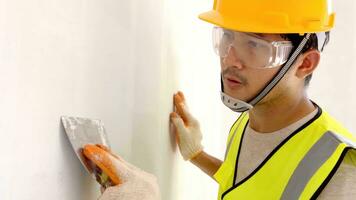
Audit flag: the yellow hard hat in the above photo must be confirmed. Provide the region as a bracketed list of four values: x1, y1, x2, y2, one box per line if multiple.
[199, 0, 335, 34]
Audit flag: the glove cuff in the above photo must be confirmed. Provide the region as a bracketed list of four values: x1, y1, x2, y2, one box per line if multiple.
[182, 143, 204, 161]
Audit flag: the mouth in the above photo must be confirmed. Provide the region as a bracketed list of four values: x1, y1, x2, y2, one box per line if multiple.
[224, 76, 242, 89]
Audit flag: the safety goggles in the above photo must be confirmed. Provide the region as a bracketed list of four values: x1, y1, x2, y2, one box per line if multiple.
[213, 27, 294, 68]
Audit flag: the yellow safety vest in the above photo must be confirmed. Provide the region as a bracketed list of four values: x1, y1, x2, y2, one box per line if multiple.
[214, 106, 356, 200]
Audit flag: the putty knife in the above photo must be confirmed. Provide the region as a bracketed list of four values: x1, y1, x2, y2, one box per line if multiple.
[61, 116, 112, 187]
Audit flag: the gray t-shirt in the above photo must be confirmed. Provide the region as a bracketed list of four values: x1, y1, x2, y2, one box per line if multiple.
[235, 109, 356, 199]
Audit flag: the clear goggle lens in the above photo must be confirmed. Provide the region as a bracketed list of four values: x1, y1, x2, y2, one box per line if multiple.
[213, 27, 294, 68]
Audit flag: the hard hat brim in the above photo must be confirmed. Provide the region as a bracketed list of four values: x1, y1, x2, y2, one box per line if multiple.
[199, 10, 334, 34]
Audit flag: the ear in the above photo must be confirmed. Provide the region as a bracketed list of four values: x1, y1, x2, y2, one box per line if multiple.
[295, 49, 320, 79]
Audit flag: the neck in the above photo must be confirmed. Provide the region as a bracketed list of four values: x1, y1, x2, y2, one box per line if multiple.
[248, 91, 316, 133]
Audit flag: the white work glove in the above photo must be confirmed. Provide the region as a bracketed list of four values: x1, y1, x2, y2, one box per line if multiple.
[90, 146, 161, 200]
[170, 91, 204, 161]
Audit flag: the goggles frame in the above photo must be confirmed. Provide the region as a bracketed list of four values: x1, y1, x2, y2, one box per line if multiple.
[213, 27, 294, 69]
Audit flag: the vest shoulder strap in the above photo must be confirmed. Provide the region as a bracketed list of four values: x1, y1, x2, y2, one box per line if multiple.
[282, 131, 356, 200]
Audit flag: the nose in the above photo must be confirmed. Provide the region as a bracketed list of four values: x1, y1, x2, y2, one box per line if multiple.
[222, 45, 244, 69]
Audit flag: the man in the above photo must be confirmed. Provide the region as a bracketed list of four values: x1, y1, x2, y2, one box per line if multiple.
[91, 0, 356, 199]
[170, 0, 356, 199]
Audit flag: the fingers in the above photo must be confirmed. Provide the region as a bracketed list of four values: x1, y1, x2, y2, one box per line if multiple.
[174, 92, 188, 125]
[181, 105, 198, 126]
[170, 112, 186, 132]
[170, 112, 179, 119]
[177, 91, 186, 102]
[173, 91, 198, 127]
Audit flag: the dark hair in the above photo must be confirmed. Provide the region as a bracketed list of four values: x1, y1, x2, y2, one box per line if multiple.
[281, 32, 329, 86]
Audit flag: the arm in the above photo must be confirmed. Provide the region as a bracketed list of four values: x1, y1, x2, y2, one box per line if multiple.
[190, 151, 222, 181]
[317, 152, 356, 199]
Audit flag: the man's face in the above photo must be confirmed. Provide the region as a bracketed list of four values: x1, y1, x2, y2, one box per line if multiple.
[220, 33, 292, 103]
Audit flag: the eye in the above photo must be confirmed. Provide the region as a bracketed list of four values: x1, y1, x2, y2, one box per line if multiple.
[222, 31, 233, 40]
[247, 40, 258, 48]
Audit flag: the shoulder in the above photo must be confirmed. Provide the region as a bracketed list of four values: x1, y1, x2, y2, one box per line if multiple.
[315, 108, 356, 141]
[226, 112, 248, 143]
[317, 150, 356, 199]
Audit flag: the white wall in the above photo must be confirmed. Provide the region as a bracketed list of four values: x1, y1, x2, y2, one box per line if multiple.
[309, 0, 356, 133]
[0, 0, 355, 200]
[0, 0, 159, 199]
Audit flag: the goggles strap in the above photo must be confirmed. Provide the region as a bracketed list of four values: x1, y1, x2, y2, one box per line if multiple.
[316, 32, 329, 52]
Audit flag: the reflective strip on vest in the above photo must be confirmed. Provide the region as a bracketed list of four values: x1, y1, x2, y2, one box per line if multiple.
[281, 131, 356, 199]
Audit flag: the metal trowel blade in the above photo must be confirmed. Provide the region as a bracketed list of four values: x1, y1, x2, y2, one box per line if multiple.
[61, 116, 111, 175]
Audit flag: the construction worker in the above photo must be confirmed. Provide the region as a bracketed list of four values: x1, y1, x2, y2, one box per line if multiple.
[170, 0, 356, 199]
[92, 0, 356, 199]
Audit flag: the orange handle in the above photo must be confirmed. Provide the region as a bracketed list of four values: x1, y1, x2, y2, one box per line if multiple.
[83, 144, 121, 186]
